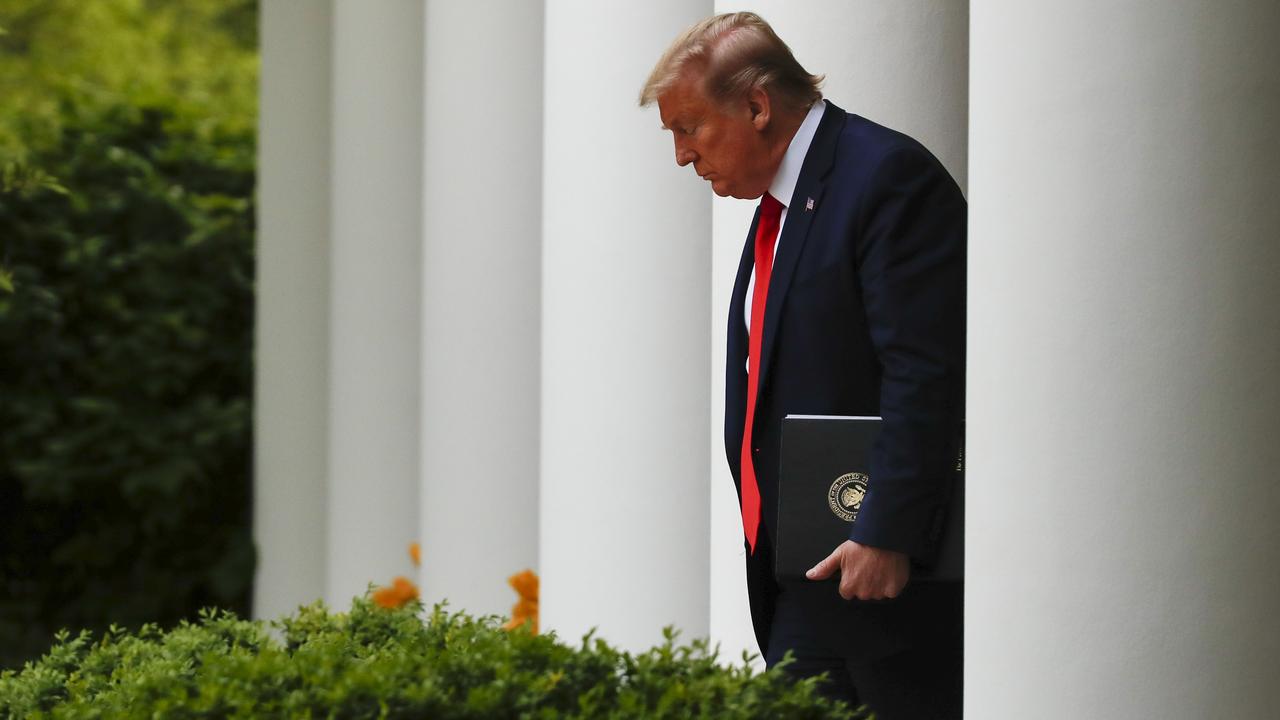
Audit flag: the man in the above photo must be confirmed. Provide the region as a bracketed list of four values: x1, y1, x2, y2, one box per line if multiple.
[640, 13, 966, 719]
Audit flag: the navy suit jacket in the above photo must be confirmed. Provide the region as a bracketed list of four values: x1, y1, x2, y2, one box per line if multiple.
[725, 100, 966, 655]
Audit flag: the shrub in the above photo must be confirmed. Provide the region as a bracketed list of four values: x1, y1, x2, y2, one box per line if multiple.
[0, 599, 862, 719]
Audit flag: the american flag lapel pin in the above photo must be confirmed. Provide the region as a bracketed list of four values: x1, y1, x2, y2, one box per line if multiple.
[805, 197, 815, 212]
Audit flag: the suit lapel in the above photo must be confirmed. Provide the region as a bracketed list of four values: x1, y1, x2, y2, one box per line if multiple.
[757, 102, 845, 401]
[728, 205, 759, 359]
[725, 205, 759, 464]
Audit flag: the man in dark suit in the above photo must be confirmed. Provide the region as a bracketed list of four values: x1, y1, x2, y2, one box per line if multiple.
[640, 12, 966, 720]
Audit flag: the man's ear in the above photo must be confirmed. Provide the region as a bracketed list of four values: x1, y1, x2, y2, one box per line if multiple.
[748, 85, 772, 131]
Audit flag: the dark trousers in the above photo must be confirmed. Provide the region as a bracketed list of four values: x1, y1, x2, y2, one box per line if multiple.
[764, 579, 963, 720]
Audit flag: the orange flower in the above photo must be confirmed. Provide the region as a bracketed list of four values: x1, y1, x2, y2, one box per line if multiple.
[408, 542, 421, 567]
[372, 575, 420, 609]
[502, 569, 539, 634]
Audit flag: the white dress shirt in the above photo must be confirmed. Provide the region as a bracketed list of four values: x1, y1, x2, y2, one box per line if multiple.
[745, 99, 826, 336]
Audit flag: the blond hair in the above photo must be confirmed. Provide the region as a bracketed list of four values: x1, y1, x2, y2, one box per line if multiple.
[638, 12, 823, 112]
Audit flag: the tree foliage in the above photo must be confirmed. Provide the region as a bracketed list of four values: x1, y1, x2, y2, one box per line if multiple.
[0, 0, 257, 159]
[0, 0, 258, 668]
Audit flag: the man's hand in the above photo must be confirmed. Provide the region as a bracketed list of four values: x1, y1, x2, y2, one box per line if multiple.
[806, 540, 910, 600]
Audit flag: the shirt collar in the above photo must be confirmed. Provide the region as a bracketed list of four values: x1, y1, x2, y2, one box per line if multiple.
[767, 100, 826, 209]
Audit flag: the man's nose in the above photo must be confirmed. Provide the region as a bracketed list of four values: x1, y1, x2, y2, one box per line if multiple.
[675, 144, 696, 167]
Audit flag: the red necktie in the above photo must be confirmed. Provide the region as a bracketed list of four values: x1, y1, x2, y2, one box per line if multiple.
[741, 192, 784, 553]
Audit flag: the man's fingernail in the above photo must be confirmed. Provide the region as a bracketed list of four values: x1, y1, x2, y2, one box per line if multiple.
[805, 568, 815, 577]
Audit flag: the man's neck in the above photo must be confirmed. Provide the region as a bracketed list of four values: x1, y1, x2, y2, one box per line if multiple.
[764, 107, 813, 185]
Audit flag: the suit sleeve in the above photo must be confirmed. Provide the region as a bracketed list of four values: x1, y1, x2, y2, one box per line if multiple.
[846, 144, 966, 559]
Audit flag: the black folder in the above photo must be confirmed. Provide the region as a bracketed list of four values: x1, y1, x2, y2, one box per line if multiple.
[774, 415, 964, 583]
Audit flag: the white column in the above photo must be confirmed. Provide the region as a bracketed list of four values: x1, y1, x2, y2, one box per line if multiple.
[419, 0, 544, 618]
[541, 0, 714, 651]
[709, 0, 970, 663]
[326, 1, 425, 606]
[969, 2, 1280, 717]
[254, 0, 333, 620]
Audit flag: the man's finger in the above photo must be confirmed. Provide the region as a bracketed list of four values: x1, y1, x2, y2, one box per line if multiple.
[839, 573, 858, 600]
[806, 547, 841, 580]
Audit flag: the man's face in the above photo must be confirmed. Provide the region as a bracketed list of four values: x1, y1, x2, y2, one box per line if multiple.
[656, 73, 773, 200]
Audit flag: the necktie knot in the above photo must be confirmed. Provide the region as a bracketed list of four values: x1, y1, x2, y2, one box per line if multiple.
[760, 192, 784, 222]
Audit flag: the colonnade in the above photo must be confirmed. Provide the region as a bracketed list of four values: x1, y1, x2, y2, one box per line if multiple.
[257, 2, 1279, 715]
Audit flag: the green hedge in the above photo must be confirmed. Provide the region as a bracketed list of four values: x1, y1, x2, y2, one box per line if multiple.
[0, 0, 257, 668]
[0, 600, 863, 719]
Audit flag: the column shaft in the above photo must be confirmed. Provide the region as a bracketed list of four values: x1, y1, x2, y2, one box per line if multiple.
[254, 0, 333, 620]
[419, 0, 544, 618]
[326, 1, 425, 605]
[969, 1, 1280, 716]
[540, 0, 714, 651]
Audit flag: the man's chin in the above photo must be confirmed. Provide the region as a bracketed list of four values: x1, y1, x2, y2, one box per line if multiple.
[710, 181, 753, 200]
[711, 180, 757, 199]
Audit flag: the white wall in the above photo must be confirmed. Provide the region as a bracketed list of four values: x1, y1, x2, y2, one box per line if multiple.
[968, 1, 1280, 717]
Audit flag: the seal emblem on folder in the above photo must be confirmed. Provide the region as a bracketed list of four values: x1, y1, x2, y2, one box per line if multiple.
[827, 472, 868, 522]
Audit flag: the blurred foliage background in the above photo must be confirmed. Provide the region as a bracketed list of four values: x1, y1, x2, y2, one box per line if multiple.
[0, 0, 258, 668]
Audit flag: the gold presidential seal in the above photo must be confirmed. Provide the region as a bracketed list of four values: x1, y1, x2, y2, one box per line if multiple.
[827, 472, 868, 522]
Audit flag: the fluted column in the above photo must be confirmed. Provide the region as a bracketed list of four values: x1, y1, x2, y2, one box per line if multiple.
[708, 0, 970, 662]
[540, 0, 714, 651]
[418, 0, 544, 618]
[968, 1, 1280, 717]
[325, 0, 424, 606]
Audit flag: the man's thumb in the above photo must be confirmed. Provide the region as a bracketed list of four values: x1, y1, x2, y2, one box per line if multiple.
[806, 549, 840, 580]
